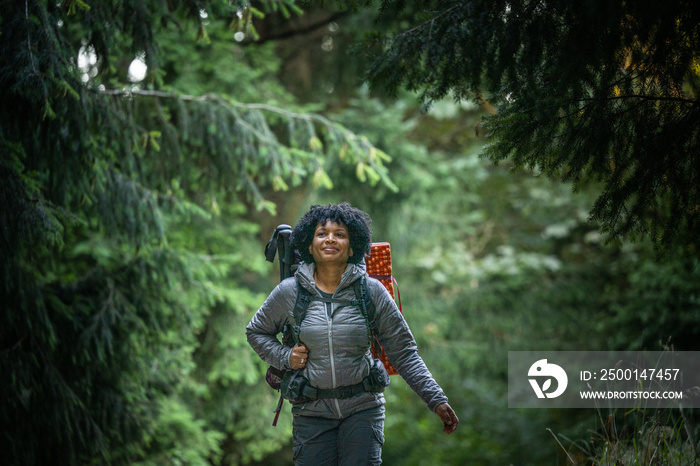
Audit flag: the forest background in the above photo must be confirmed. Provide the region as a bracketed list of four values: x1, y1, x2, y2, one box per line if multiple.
[2, 1, 700, 465]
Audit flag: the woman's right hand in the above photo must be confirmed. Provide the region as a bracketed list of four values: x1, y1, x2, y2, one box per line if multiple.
[290, 343, 309, 370]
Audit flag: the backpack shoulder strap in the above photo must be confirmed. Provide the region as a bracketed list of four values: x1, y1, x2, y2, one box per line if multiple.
[293, 282, 312, 324]
[354, 274, 377, 339]
[291, 283, 312, 345]
[362, 275, 376, 326]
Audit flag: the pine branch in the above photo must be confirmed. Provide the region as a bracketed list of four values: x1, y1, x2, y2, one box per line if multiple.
[576, 94, 696, 105]
[96, 87, 397, 195]
[393, 2, 464, 40]
[97, 88, 350, 127]
[24, 0, 37, 73]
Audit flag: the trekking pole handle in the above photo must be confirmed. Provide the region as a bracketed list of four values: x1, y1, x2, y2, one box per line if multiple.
[276, 225, 293, 281]
[276, 224, 292, 236]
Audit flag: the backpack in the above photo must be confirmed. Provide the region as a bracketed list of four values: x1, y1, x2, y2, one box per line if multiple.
[263, 225, 401, 425]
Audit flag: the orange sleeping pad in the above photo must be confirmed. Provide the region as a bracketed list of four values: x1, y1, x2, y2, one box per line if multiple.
[365, 242, 401, 376]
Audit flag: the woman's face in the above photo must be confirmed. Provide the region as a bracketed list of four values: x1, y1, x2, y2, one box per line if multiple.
[309, 220, 353, 266]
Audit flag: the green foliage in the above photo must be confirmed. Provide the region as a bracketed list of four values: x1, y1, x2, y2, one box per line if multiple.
[0, 1, 394, 464]
[355, 0, 700, 251]
[308, 91, 700, 464]
[603, 252, 700, 351]
[560, 408, 700, 465]
[4, 0, 700, 464]
[133, 397, 225, 466]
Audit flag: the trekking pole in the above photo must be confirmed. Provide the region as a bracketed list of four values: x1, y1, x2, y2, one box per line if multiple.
[264, 224, 294, 426]
[276, 225, 293, 281]
[264, 224, 293, 282]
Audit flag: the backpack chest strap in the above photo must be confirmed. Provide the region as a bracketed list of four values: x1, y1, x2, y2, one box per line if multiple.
[309, 296, 358, 307]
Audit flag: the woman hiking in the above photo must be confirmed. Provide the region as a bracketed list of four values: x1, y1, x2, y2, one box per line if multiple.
[246, 203, 458, 465]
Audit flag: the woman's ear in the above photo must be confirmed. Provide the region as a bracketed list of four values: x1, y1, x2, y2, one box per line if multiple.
[349, 248, 354, 257]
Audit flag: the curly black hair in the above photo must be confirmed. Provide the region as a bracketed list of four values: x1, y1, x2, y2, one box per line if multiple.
[291, 203, 372, 264]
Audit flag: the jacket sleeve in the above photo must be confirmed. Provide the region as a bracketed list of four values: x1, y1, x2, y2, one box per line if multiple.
[369, 280, 449, 412]
[246, 279, 295, 371]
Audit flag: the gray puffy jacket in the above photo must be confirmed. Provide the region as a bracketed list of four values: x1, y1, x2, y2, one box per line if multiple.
[246, 261, 448, 419]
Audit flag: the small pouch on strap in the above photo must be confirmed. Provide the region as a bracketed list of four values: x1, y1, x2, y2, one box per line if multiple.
[368, 358, 391, 390]
[281, 370, 311, 403]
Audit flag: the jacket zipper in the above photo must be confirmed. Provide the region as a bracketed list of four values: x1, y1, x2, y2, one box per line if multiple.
[326, 301, 343, 418]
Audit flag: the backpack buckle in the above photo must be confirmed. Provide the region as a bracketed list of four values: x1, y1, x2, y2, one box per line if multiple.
[338, 386, 354, 399]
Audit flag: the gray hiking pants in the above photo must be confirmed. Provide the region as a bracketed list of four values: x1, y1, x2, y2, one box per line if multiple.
[292, 405, 386, 465]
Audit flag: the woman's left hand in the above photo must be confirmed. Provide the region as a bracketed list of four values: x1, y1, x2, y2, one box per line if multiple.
[435, 403, 459, 434]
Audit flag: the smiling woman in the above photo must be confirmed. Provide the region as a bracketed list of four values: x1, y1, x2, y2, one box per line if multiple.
[246, 203, 458, 465]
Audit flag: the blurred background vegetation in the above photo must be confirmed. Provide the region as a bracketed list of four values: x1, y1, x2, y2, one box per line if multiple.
[2, 1, 699, 464]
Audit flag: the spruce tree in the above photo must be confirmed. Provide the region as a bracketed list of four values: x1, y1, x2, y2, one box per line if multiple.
[352, 0, 700, 251]
[0, 1, 393, 463]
